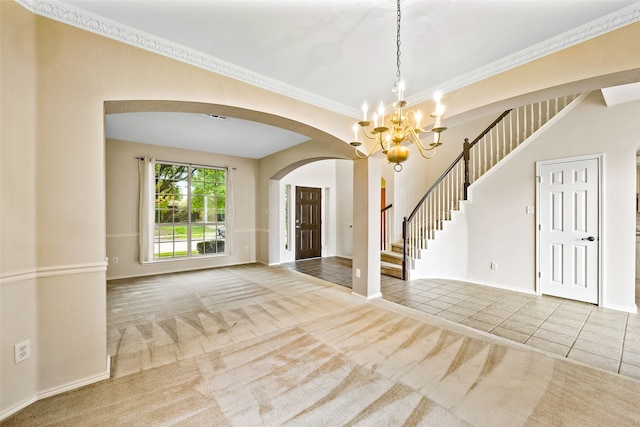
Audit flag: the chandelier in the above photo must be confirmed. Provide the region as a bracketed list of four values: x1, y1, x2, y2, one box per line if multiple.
[350, 0, 446, 172]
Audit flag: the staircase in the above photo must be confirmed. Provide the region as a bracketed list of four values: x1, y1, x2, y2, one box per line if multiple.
[380, 93, 582, 280]
[380, 242, 405, 279]
[379, 203, 403, 278]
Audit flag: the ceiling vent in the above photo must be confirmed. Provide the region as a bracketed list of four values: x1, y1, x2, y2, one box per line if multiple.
[202, 114, 228, 120]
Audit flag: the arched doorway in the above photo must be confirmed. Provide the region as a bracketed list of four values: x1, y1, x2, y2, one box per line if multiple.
[636, 151, 640, 305]
[274, 159, 353, 265]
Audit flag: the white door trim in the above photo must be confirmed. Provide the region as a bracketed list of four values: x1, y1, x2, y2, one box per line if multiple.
[535, 153, 603, 305]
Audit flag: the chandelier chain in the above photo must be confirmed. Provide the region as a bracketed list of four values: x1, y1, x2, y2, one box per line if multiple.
[396, 0, 401, 81]
[349, 0, 446, 172]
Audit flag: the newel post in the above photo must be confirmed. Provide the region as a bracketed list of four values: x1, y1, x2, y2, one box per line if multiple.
[463, 138, 471, 200]
[402, 216, 408, 281]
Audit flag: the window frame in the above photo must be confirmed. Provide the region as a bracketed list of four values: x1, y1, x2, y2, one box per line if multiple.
[152, 161, 227, 260]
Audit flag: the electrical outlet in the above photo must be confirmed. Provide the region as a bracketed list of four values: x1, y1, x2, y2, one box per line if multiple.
[490, 262, 498, 270]
[113, 257, 119, 264]
[15, 340, 31, 364]
[356, 268, 361, 278]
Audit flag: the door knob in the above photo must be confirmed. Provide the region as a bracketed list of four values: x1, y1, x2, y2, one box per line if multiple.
[581, 236, 595, 241]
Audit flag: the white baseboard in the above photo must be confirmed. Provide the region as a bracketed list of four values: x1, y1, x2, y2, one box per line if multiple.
[38, 355, 111, 400]
[602, 302, 638, 314]
[351, 291, 382, 300]
[0, 396, 38, 422]
[0, 355, 110, 422]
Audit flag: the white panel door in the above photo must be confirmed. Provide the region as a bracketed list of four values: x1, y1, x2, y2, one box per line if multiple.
[539, 157, 599, 303]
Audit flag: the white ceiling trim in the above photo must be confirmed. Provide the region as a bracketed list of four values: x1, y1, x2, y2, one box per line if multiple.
[406, 2, 640, 106]
[18, 0, 640, 118]
[16, 0, 356, 117]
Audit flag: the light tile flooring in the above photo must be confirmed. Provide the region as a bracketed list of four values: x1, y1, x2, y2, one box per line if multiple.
[281, 257, 640, 381]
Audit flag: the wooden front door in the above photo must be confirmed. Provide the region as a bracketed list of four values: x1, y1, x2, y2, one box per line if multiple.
[295, 186, 322, 260]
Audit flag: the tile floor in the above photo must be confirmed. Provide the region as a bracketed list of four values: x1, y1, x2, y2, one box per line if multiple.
[281, 257, 640, 381]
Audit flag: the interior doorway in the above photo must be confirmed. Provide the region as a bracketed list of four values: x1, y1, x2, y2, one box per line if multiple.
[537, 155, 601, 304]
[295, 186, 322, 260]
[635, 153, 640, 304]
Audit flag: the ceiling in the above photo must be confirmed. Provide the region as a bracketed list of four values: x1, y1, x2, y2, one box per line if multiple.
[42, 0, 640, 158]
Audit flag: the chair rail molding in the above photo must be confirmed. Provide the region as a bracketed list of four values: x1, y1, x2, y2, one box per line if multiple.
[0, 262, 108, 286]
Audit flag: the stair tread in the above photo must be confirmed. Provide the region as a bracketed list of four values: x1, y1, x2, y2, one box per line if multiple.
[381, 261, 403, 279]
[381, 261, 401, 269]
[381, 250, 403, 258]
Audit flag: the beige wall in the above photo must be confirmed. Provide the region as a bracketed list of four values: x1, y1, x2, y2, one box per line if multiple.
[336, 160, 355, 257]
[461, 92, 640, 311]
[258, 140, 351, 264]
[0, 2, 354, 418]
[3, 0, 640, 419]
[414, 92, 640, 312]
[106, 139, 260, 279]
[1, 2, 40, 415]
[277, 160, 339, 264]
[412, 21, 640, 127]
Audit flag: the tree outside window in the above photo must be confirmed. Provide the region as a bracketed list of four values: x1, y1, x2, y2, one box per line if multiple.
[154, 162, 226, 259]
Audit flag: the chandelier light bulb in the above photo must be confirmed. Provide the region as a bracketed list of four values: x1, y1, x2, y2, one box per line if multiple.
[397, 79, 406, 101]
[378, 101, 385, 120]
[353, 123, 359, 142]
[415, 111, 422, 129]
[362, 101, 368, 121]
[434, 90, 443, 105]
[433, 91, 445, 128]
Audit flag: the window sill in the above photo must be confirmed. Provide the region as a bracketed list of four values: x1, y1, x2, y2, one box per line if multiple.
[141, 253, 228, 264]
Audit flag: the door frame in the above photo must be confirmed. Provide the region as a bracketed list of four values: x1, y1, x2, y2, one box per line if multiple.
[295, 185, 322, 260]
[535, 153, 603, 304]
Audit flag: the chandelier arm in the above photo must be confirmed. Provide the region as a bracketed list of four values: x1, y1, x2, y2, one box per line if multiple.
[404, 109, 419, 121]
[361, 128, 380, 141]
[405, 126, 437, 152]
[412, 141, 439, 159]
[353, 138, 384, 159]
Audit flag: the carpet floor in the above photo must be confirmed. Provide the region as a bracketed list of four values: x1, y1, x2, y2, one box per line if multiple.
[3, 264, 640, 426]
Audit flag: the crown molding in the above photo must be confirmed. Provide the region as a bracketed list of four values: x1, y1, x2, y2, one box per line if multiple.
[17, 0, 640, 117]
[16, 0, 360, 117]
[408, 2, 640, 106]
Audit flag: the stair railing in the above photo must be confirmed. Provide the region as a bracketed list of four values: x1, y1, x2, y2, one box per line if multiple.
[381, 204, 393, 251]
[401, 94, 579, 280]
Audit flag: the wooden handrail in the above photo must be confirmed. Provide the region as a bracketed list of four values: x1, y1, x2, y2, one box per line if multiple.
[400, 94, 579, 280]
[406, 153, 464, 224]
[468, 109, 512, 148]
[380, 204, 393, 251]
[402, 109, 511, 280]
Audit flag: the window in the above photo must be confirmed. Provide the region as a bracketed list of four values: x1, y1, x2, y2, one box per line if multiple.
[153, 162, 226, 259]
[284, 184, 291, 251]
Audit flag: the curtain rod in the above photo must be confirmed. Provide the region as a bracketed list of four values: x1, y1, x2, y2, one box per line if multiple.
[136, 157, 236, 170]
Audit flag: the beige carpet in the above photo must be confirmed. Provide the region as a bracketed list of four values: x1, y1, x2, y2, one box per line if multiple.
[4, 265, 640, 426]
